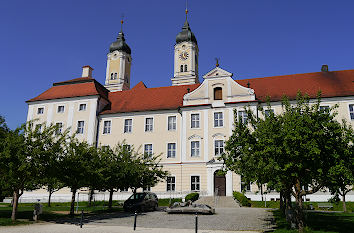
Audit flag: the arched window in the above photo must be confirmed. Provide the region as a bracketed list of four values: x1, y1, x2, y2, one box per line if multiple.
[110, 73, 114, 80]
[114, 73, 117, 79]
[180, 65, 184, 72]
[214, 87, 222, 100]
[184, 65, 187, 72]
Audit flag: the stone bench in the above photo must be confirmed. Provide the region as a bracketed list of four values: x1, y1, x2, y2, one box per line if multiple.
[317, 203, 333, 210]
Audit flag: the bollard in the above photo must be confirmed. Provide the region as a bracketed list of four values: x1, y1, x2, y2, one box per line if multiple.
[195, 212, 198, 233]
[80, 209, 84, 228]
[133, 211, 137, 230]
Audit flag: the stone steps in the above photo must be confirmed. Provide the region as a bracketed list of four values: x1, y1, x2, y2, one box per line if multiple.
[195, 196, 240, 208]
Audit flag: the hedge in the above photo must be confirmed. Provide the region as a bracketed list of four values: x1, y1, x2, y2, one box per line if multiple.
[233, 191, 251, 207]
[185, 192, 199, 202]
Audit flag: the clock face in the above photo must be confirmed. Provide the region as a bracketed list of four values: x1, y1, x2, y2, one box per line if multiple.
[179, 51, 189, 60]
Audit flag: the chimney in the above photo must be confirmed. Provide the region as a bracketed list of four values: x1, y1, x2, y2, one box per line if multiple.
[82, 65, 94, 78]
[321, 64, 329, 72]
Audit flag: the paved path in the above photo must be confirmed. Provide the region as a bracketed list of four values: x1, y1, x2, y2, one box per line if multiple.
[1, 208, 275, 233]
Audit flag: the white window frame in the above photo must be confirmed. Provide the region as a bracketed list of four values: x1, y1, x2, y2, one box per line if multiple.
[167, 115, 177, 131]
[167, 142, 176, 158]
[191, 113, 200, 129]
[79, 103, 87, 111]
[166, 176, 176, 192]
[55, 122, 63, 135]
[124, 119, 133, 133]
[191, 140, 200, 157]
[77, 121, 85, 134]
[37, 107, 44, 115]
[213, 112, 224, 127]
[214, 139, 224, 156]
[348, 104, 354, 120]
[57, 105, 65, 113]
[264, 109, 274, 117]
[144, 143, 153, 157]
[103, 120, 111, 134]
[145, 117, 153, 132]
[238, 110, 248, 124]
[191, 175, 200, 191]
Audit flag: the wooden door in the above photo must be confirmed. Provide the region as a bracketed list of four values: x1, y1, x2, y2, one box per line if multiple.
[214, 172, 226, 196]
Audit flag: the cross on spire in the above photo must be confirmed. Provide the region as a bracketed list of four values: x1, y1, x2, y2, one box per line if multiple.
[215, 58, 220, 67]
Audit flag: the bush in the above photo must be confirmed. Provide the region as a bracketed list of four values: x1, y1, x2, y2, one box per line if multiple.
[233, 191, 251, 207]
[185, 192, 199, 202]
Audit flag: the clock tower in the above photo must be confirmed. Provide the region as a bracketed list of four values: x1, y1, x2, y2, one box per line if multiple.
[172, 11, 199, 86]
[105, 21, 132, 92]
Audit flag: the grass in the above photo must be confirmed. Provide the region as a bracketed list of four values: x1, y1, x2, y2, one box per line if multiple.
[158, 198, 182, 207]
[251, 201, 354, 212]
[272, 209, 354, 233]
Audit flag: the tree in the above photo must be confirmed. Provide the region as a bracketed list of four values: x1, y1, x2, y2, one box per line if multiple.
[325, 121, 354, 212]
[58, 138, 98, 216]
[223, 93, 351, 232]
[0, 115, 10, 201]
[0, 121, 65, 221]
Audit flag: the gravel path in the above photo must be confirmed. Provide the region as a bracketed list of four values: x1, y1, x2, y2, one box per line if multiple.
[0, 207, 275, 233]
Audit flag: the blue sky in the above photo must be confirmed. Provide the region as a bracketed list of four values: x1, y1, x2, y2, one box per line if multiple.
[1, 0, 354, 129]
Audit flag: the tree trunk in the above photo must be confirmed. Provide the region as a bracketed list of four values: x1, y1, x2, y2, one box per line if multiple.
[11, 190, 20, 221]
[342, 193, 347, 213]
[88, 189, 94, 207]
[294, 180, 305, 233]
[108, 189, 114, 209]
[48, 187, 53, 207]
[70, 188, 77, 216]
[260, 185, 264, 202]
[280, 190, 285, 215]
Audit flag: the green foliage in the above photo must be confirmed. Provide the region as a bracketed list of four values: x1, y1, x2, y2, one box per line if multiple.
[233, 191, 251, 207]
[185, 192, 199, 202]
[158, 198, 182, 206]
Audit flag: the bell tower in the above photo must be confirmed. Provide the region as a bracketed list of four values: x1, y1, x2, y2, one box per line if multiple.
[172, 9, 199, 86]
[105, 20, 132, 92]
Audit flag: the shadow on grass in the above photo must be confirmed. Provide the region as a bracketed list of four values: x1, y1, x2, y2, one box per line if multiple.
[271, 210, 354, 233]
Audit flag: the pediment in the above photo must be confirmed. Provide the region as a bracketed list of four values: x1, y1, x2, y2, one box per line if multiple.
[188, 134, 203, 140]
[203, 67, 233, 79]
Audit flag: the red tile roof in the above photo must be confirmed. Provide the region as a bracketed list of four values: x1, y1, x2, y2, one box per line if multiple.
[27, 77, 108, 102]
[237, 70, 354, 102]
[100, 83, 200, 114]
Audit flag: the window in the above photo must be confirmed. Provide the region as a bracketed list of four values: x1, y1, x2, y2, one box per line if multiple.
[123, 144, 131, 152]
[184, 64, 187, 72]
[241, 177, 251, 192]
[167, 143, 176, 158]
[167, 176, 175, 191]
[55, 122, 63, 135]
[238, 111, 248, 124]
[57, 105, 64, 113]
[168, 116, 176, 131]
[143, 186, 151, 191]
[264, 109, 274, 117]
[37, 107, 44, 114]
[79, 104, 86, 111]
[77, 121, 84, 134]
[350, 104, 354, 120]
[35, 124, 42, 132]
[191, 141, 200, 157]
[124, 119, 132, 133]
[145, 118, 153, 132]
[103, 121, 111, 134]
[180, 65, 183, 72]
[320, 106, 329, 111]
[214, 112, 223, 127]
[214, 140, 224, 156]
[110, 73, 114, 80]
[114, 73, 117, 79]
[214, 87, 222, 100]
[191, 114, 200, 128]
[144, 144, 153, 157]
[191, 176, 200, 191]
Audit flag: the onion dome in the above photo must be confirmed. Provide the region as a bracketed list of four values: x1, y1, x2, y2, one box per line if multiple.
[109, 31, 131, 54]
[176, 19, 197, 45]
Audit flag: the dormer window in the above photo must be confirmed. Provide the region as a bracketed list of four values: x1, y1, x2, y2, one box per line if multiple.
[180, 65, 183, 72]
[214, 87, 222, 100]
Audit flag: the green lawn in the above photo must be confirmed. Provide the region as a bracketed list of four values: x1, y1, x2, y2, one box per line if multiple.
[251, 201, 354, 212]
[272, 210, 354, 233]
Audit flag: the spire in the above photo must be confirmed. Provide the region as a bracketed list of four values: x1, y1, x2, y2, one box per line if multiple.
[176, 4, 197, 45]
[109, 17, 131, 54]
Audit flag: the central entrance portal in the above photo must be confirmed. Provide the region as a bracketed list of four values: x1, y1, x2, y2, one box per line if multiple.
[214, 170, 226, 196]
